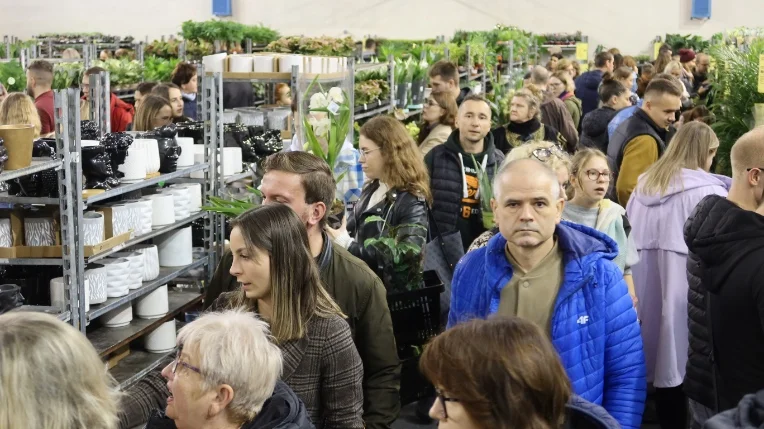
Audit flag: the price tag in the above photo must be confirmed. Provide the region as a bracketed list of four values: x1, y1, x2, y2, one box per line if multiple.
[575, 43, 588, 61]
[327, 101, 340, 115]
[654, 43, 662, 60]
[579, 62, 589, 73]
[758, 55, 764, 93]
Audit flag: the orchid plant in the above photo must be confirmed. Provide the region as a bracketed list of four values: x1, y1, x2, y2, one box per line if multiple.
[302, 75, 352, 182]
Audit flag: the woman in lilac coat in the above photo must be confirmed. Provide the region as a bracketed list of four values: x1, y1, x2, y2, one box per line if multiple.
[626, 122, 730, 429]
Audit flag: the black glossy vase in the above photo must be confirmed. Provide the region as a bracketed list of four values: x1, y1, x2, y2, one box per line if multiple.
[82, 146, 113, 190]
[100, 132, 133, 179]
[81, 120, 99, 140]
[0, 284, 23, 315]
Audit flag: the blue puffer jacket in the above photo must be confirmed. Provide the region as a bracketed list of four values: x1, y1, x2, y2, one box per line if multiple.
[575, 69, 604, 117]
[447, 221, 647, 429]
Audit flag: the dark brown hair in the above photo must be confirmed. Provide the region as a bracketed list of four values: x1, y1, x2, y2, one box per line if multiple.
[681, 105, 715, 125]
[262, 152, 336, 227]
[171, 62, 197, 87]
[136, 82, 158, 95]
[428, 60, 459, 84]
[594, 52, 613, 68]
[360, 116, 432, 203]
[27, 60, 54, 87]
[84, 67, 107, 77]
[229, 204, 342, 343]
[612, 66, 633, 82]
[654, 51, 673, 75]
[151, 83, 181, 100]
[418, 91, 457, 144]
[420, 317, 572, 429]
[598, 75, 628, 104]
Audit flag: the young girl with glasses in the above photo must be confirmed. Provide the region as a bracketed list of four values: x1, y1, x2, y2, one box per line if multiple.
[563, 148, 639, 308]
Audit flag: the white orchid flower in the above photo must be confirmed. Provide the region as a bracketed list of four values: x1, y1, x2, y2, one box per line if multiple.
[309, 92, 329, 109]
[308, 116, 331, 137]
[328, 87, 344, 104]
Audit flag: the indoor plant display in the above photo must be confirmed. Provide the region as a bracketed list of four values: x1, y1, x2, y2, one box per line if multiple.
[410, 58, 428, 106]
[394, 58, 414, 108]
[92, 59, 143, 88]
[52, 62, 84, 90]
[471, 154, 494, 228]
[143, 57, 181, 82]
[0, 61, 26, 92]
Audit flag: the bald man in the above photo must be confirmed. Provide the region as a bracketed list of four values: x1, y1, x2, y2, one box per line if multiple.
[684, 126, 764, 425]
[448, 158, 646, 429]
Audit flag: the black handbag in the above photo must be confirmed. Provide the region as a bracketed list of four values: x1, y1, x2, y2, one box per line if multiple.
[423, 207, 464, 325]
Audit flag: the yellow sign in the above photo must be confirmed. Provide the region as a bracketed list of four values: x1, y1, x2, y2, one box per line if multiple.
[654, 42, 662, 60]
[575, 43, 589, 61]
[758, 54, 764, 93]
[579, 62, 589, 73]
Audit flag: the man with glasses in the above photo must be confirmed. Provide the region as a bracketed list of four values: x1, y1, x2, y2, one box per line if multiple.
[693, 53, 712, 100]
[448, 158, 646, 429]
[684, 127, 764, 427]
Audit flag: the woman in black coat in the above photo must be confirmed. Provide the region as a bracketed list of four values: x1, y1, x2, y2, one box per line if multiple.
[328, 116, 430, 291]
[492, 84, 565, 154]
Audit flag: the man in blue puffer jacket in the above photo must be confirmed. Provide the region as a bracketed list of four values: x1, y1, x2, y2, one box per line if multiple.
[448, 158, 646, 429]
[575, 51, 615, 117]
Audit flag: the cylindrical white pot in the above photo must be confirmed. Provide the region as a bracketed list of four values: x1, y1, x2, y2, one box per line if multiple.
[145, 319, 177, 353]
[145, 194, 175, 227]
[222, 147, 243, 176]
[100, 258, 131, 298]
[176, 137, 195, 167]
[0, 218, 12, 247]
[156, 226, 193, 267]
[130, 244, 160, 281]
[85, 263, 108, 305]
[24, 217, 55, 246]
[253, 55, 274, 72]
[125, 199, 153, 235]
[172, 183, 202, 213]
[82, 211, 105, 246]
[50, 277, 90, 312]
[229, 55, 254, 73]
[135, 285, 169, 319]
[112, 251, 145, 289]
[161, 187, 191, 221]
[119, 141, 148, 182]
[103, 302, 133, 328]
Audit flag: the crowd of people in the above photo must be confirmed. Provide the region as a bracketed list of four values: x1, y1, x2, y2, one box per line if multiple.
[2, 42, 764, 429]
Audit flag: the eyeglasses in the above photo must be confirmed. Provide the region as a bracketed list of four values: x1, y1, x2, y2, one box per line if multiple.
[531, 145, 567, 163]
[172, 347, 202, 375]
[433, 389, 460, 419]
[359, 148, 381, 159]
[585, 169, 613, 181]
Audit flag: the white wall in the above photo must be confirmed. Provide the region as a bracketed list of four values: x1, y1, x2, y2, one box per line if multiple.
[2, 0, 763, 56]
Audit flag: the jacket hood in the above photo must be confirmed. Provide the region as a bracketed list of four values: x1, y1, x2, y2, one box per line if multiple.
[564, 395, 621, 429]
[582, 107, 617, 138]
[576, 70, 604, 91]
[631, 169, 731, 207]
[444, 128, 497, 159]
[703, 390, 764, 429]
[685, 194, 764, 294]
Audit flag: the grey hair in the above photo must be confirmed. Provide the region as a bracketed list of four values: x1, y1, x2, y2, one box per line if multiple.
[177, 310, 284, 423]
[0, 312, 121, 429]
[493, 158, 561, 201]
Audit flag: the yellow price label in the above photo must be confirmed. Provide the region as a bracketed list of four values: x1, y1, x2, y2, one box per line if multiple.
[758, 54, 764, 93]
[579, 62, 589, 73]
[575, 43, 589, 61]
[654, 42, 662, 60]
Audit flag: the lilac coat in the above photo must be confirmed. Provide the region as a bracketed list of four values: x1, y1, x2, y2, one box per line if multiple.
[626, 168, 730, 387]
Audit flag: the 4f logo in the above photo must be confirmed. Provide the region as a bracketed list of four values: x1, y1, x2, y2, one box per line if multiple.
[576, 315, 589, 325]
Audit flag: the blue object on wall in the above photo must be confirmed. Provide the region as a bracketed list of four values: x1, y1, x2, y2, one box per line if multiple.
[213, 0, 232, 16]
[691, 0, 711, 19]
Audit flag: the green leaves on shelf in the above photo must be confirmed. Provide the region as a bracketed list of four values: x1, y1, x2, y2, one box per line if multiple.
[145, 39, 214, 59]
[665, 34, 710, 53]
[202, 188, 261, 218]
[91, 59, 144, 87]
[355, 80, 390, 107]
[266, 36, 355, 57]
[180, 20, 279, 46]
[52, 62, 83, 90]
[143, 57, 181, 83]
[0, 61, 26, 92]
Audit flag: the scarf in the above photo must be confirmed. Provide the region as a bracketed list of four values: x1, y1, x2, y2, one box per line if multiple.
[506, 118, 545, 148]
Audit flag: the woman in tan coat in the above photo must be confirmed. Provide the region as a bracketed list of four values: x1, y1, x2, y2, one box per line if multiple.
[417, 92, 457, 155]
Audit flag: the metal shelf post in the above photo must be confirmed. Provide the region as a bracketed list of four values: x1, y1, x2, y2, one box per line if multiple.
[88, 71, 111, 137]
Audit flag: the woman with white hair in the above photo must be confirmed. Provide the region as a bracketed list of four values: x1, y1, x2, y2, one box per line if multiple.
[145, 310, 314, 429]
[0, 312, 120, 429]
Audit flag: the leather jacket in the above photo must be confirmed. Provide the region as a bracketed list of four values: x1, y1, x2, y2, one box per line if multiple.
[347, 180, 428, 289]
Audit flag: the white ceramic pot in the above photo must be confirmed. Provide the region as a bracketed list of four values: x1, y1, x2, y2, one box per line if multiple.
[102, 302, 133, 328]
[130, 244, 160, 281]
[222, 147, 243, 176]
[156, 226, 193, 267]
[24, 217, 55, 246]
[202, 52, 227, 73]
[134, 285, 169, 319]
[134, 138, 160, 174]
[82, 211, 105, 246]
[145, 320, 177, 353]
[108, 204, 132, 237]
[145, 193, 175, 227]
[176, 137, 195, 167]
[278, 54, 302, 73]
[161, 187, 191, 221]
[85, 263, 108, 305]
[0, 218, 12, 247]
[111, 251, 145, 289]
[126, 198, 153, 235]
[171, 183, 202, 213]
[100, 258, 131, 297]
[253, 55, 274, 72]
[121, 201, 143, 237]
[229, 55, 254, 73]
[50, 277, 90, 312]
[119, 140, 148, 182]
[190, 145, 205, 179]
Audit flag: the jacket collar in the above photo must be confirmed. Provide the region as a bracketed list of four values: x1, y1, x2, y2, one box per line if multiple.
[634, 108, 668, 141]
[317, 230, 332, 272]
[443, 129, 499, 164]
[280, 333, 310, 381]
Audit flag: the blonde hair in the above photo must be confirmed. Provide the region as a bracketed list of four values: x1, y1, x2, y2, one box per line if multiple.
[513, 84, 544, 121]
[638, 121, 720, 196]
[571, 148, 609, 192]
[551, 71, 574, 93]
[502, 140, 573, 199]
[0, 92, 43, 138]
[663, 60, 683, 75]
[134, 94, 171, 131]
[0, 312, 120, 429]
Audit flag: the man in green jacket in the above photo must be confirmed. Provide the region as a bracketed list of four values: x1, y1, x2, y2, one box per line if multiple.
[118, 152, 400, 429]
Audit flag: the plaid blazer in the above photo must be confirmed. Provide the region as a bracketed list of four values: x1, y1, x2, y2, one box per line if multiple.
[118, 293, 364, 429]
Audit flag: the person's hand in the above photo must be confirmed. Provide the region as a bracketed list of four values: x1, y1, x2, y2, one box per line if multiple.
[325, 216, 347, 241]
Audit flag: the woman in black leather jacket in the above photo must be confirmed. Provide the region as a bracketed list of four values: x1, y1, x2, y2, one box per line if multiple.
[327, 116, 430, 290]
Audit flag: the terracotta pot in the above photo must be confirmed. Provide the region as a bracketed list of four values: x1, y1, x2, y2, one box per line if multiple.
[0, 125, 34, 170]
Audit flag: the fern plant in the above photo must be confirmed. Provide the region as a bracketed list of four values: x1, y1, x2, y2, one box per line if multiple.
[363, 215, 426, 293]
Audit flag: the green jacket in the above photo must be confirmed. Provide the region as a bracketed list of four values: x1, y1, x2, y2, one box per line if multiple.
[206, 236, 401, 429]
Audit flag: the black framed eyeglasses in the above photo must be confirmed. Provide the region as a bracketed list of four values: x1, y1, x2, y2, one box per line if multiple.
[435, 389, 460, 419]
[585, 169, 613, 181]
[172, 347, 202, 375]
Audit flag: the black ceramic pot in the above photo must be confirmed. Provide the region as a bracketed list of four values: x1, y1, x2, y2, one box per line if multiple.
[81, 120, 99, 140]
[0, 284, 23, 315]
[177, 121, 204, 145]
[100, 133, 133, 178]
[33, 139, 56, 158]
[82, 146, 113, 190]
[157, 139, 181, 173]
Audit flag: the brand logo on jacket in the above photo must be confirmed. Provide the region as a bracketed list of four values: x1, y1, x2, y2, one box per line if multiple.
[576, 315, 590, 325]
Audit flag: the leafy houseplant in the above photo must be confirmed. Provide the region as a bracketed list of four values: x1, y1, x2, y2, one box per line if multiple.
[471, 154, 494, 229]
[0, 61, 26, 92]
[363, 215, 426, 293]
[202, 187, 260, 217]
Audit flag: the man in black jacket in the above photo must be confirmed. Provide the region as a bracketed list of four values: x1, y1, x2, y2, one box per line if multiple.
[119, 152, 400, 429]
[684, 127, 764, 428]
[424, 94, 504, 252]
[429, 60, 471, 106]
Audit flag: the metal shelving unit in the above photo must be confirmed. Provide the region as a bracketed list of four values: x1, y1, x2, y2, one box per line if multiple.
[354, 58, 394, 120]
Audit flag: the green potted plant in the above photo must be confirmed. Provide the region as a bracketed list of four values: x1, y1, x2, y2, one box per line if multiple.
[362, 215, 426, 293]
[471, 154, 494, 229]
